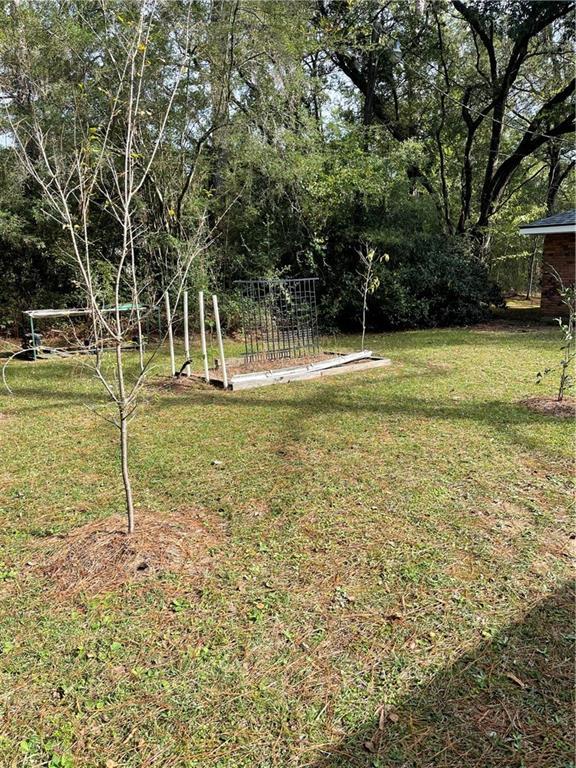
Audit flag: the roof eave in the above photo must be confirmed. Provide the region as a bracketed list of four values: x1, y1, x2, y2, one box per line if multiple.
[519, 224, 576, 235]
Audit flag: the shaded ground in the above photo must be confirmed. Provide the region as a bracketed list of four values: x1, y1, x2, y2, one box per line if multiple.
[310, 582, 574, 768]
[0, 318, 573, 767]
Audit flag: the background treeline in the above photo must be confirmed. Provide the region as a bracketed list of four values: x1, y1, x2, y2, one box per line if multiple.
[0, 0, 574, 334]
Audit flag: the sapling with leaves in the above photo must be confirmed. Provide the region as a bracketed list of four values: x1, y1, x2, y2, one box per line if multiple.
[357, 243, 388, 350]
[2, 2, 210, 533]
[536, 270, 575, 402]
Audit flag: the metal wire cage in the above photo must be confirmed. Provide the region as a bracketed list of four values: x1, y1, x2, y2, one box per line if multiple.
[235, 278, 320, 363]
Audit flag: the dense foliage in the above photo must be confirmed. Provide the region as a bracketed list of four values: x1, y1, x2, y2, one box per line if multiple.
[0, 0, 573, 333]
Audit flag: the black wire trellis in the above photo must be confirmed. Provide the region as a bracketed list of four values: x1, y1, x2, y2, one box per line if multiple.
[235, 278, 320, 363]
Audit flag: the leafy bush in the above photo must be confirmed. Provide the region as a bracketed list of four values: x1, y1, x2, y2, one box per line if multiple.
[318, 236, 502, 331]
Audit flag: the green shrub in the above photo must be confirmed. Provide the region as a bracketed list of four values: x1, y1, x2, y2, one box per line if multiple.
[318, 236, 502, 331]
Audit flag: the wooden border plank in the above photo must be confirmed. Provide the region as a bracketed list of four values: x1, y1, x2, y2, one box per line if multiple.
[230, 357, 391, 390]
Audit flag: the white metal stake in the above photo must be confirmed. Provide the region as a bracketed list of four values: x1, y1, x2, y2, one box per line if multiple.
[199, 290, 210, 382]
[164, 291, 176, 377]
[212, 294, 228, 389]
[183, 290, 191, 377]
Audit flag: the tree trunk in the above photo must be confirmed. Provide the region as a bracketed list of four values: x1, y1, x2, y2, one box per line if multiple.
[116, 342, 135, 534]
[119, 409, 135, 534]
[526, 244, 537, 300]
[546, 141, 574, 216]
[363, 23, 378, 127]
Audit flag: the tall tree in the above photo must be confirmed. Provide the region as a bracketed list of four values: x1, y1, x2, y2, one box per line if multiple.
[317, 0, 575, 254]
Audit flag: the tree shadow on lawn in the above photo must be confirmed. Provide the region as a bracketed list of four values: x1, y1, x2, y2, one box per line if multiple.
[173, 385, 568, 457]
[8, 364, 566, 460]
[0, 385, 109, 416]
[3, 320, 557, 413]
[308, 582, 574, 768]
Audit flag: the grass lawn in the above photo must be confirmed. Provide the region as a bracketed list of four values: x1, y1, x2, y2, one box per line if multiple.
[0, 317, 573, 767]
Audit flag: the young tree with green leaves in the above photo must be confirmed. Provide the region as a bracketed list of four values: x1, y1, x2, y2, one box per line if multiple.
[536, 274, 575, 402]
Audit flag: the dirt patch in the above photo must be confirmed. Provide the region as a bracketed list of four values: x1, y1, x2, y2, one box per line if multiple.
[519, 396, 576, 419]
[34, 507, 225, 596]
[530, 536, 576, 575]
[472, 320, 537, 333]
[151, 375, 208, 393]
[540, 532, 576, 560]
[217, 352, 337, 379]
[237, 498, 271, 518]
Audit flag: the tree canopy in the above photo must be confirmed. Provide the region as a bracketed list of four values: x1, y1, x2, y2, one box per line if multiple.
[0, 0, 574, 332]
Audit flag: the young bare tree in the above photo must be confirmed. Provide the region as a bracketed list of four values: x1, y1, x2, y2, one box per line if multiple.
[3, 2, 208, 533]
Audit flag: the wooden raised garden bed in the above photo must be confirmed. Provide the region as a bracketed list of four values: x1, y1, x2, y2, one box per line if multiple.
[207, 350, 391, 391]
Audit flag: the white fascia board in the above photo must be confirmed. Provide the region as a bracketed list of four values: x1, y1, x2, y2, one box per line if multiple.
[519, 225, 576, 235]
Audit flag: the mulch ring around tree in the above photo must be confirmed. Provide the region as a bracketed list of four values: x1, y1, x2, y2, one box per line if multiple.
[519, 396, 576, 419]
[33, 507, 226, 597]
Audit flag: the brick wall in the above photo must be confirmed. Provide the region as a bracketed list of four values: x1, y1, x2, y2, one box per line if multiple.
[540, 233, 575, 315]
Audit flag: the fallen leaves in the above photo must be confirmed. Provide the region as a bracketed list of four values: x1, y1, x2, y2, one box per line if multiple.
[505, 672, 527, 689]
[363, 706, 400, 753]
